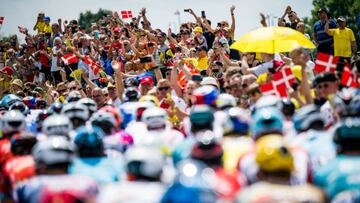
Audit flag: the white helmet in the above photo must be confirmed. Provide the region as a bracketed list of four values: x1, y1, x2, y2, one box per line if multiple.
[62, 102, 89, 121]
[254, 95, 282, 112]
[42, 114, 73, 136]
[141, 107, 168, 129]
[216, 93, 237, 110]
[77, 98, 98, 116]
[1, 110, 26, 135]
[90, 111, 116, 135]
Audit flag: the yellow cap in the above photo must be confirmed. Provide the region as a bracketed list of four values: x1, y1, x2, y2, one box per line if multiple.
[194, 26, 203, 34]
[255, 135, 293, 172]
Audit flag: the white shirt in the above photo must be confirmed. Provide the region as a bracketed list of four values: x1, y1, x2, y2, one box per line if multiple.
[51, 47, 61, 72]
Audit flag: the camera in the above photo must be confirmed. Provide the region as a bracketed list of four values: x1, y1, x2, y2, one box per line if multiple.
[140, 56, 153, 64]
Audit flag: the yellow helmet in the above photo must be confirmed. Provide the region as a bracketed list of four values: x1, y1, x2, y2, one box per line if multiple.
[139, 95, 159, 107]
[255, 135, 293, 173]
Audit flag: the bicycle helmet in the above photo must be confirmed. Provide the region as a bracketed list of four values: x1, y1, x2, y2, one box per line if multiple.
[42, 114, 73, 136]
[123, 87, 140, 102]
[256, 135, 293, 173]
[32, 136, 74, 167]
[74, 125, 105, 157]
[190, 105, 215, 133]
[9, 101, 29, 115]
[125, 146, 165, 181]
[1, 110, 26, 136]
[141, 107, 168, 129]
[292, 104, 325, 132]
[90, 111, 116, 135]
[333, 118, 360, 154]
[251, 106, 284, 140]
[216, 93, 237, 110]
[10, 132, 37, 155]
[193, 85, 219, 106]
[1, 94, 21, 109]
[77, 98, 98, 116]
[48, 102, 63, 114]
[332, 88, 360, 118]
[62, 102, 89, 128]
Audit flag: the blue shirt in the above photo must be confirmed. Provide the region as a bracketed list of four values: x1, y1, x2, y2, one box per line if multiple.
[313, 19, 337, 47]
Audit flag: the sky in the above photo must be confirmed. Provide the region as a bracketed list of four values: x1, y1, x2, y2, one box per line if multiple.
[0, 0, 314, 41]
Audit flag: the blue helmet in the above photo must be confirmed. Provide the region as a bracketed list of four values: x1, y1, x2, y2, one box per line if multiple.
[251, 106, 284, 140]
[193, 85, 219, 106]
[161, 159, 218, 203]
[74, 125, 105, 157]
[225, 107, 250, 136]
[1, 94, 21, 109]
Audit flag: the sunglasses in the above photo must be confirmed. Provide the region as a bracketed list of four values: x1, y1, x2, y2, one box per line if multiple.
[58, 89, 66, 94]
[317, 83, 329, 89]
[69, 86, 77, 91]
[158, 86, 170, 91]
[224, 86, 231, 90]
[104, 93, 109, 97]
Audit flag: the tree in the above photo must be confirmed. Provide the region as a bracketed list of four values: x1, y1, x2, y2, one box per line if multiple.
[78, 9, 112, 33]
[303, 0, 360, 47]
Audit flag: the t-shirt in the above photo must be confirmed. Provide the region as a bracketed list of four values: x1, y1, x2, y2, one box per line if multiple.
[35, 22, 46, 34]
[328, 27, 356, 57]
[51, 47, 61, 72]
[313, 19, 337, 52]
[196, 56, 209, 71]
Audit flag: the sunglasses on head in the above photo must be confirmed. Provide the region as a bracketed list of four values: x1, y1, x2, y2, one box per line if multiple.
[69, 86, 77, 91]
[158, 86, 170, 91]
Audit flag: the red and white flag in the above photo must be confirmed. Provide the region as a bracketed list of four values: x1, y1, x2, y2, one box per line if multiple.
[341, 64, 359, 88]
[272, 66, 295, 89]
[83, 56, 100, 75]
[0, 17, 4, 25]
[61, 54, 79, 65]
[18, 26, 27, 34]
[259, 66, 295, 98]
[178, 63, 199, 88]
[121, 10, 133, 19]
[314, 52, 339, 74]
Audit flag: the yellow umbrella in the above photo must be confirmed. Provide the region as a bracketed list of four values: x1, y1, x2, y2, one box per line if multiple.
[230, 26, 315, 53]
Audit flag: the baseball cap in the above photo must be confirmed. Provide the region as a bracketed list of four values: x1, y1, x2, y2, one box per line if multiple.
[44, 16, 51, 22]
[337, 16, 346, 22]
[0, 66, 14, 76]
[194, 27, 203, 34]
[313, 72, 337, 87]
[140, 76, 154, 85]
[195, 46, 207, 52]
[157, 32, 166, 38]
[200, 77, 219, 89]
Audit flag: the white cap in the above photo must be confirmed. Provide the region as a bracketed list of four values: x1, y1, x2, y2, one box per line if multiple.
[200, 77, 219, 89]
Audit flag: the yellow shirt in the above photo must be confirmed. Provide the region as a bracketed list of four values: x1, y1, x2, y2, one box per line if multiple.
[328, 28, 355, 57]
[44, 24, 52, 33]
[196, 56, 209, 71]
[35, 22, 46, 33]
[183, 57, 209, 71]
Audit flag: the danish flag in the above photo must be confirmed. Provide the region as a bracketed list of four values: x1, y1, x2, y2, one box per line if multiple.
[121, 11, 133, 19]
[259, 66, 295, 98]
[341, 64, 359, 88]
[61, 54, 78, 65]
[177, 63, 199, 88]
[0, 17, 4, 25]
[314, 52, 339, 74]
[83, 55, 100, 75]
[18, 26, 27, 34]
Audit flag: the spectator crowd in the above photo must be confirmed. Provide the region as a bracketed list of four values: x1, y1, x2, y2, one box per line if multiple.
[0, 4, 359, 203]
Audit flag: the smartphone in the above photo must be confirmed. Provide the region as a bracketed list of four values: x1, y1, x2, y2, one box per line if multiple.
[291, 82, 298, 90]
[94, 31, 99, 39]
[71, 26, 77, 34]
[148, 42, 154, 47]
[45, 32, 51, 37]
[191, 74, 203, 82]
[217, 22, 221, 27]
[201, 11, 206, 18]
[140, 56, 153, 64]
[184, 9, 190, 12]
